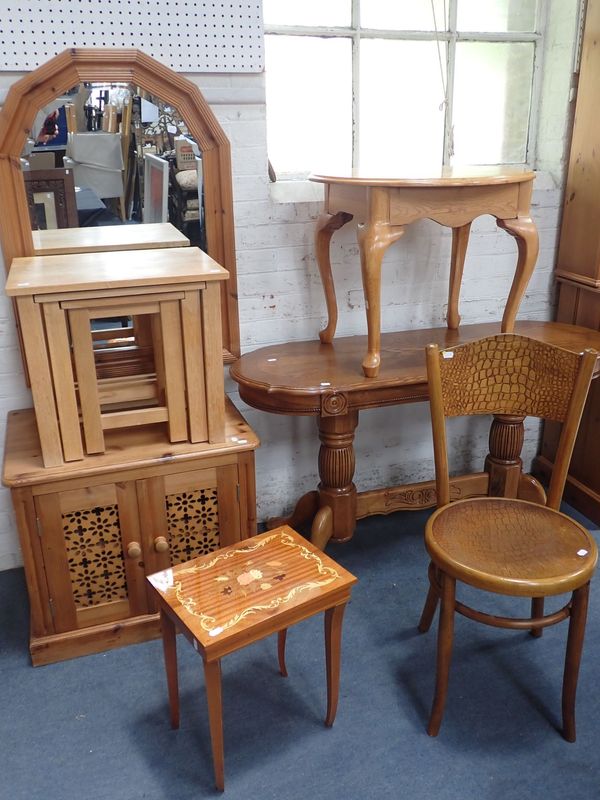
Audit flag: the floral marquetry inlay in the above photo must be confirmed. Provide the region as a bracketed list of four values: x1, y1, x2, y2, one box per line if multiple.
[63, 505, 127, 607]
[166, 488, 220, 563]
[147, 528, 348, 642]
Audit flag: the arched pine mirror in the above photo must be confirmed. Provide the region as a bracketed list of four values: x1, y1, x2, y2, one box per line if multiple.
[0, 48, 240, 362]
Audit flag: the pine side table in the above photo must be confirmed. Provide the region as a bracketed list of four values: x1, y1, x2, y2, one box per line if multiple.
[146, 525, 358, 791]
[310, 166, 538, 377]
[6, 245, 228, 466]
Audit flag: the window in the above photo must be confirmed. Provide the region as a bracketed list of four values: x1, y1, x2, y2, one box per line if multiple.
[263, 0, 542, 179]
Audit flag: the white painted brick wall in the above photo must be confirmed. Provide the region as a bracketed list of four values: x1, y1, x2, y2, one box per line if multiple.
[0, 0, 581, 569]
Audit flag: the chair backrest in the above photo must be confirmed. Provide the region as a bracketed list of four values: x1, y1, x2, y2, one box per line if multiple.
[426, 333, 597, 511]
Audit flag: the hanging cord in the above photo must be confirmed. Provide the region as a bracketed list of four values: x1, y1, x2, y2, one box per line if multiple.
[431, 0, 448, 108]
[430, 0, 453, 156]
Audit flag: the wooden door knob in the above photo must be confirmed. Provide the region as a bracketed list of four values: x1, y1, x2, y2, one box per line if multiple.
[127, 541, 142, 559]
[154, 536, 169, 553]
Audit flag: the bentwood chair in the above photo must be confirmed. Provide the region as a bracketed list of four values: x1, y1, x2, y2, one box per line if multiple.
[418, 333, 598, 741]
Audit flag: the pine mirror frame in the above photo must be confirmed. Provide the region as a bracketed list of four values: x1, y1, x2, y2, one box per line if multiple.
[0, 48, 240, 364]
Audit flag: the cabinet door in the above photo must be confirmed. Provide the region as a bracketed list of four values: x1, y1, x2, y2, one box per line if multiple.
[137, 463, 242, 578]
[35, 481, 148, 633]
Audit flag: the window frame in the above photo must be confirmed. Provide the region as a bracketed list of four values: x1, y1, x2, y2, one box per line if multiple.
[264, 0, 546, 177]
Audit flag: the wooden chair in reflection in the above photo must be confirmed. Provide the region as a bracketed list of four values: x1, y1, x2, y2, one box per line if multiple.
[418, 333, 598, 741]
[23, 167, 78, 229]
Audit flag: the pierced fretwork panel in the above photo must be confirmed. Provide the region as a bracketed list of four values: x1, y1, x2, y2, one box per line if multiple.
[63, 505, 127, 608]
[166, 488, 220, 563]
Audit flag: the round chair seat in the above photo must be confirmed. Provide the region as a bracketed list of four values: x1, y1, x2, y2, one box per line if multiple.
[425, 497, 598, 597]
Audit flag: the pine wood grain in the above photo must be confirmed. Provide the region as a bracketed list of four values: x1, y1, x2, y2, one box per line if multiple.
[6, 247, 228, 296]
[32, 222, 189, 255]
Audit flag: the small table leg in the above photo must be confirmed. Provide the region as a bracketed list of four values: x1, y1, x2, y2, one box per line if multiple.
[278, 629, 288, 677]
[160, 609, 180, 729]
[446, 222, 472, 330]
[357, 218, 405, 377]
[496, 215, 539, 333]
[315, 211, 354, 343]
[324, 602, 348, 727]
[203, 658, 225, 792]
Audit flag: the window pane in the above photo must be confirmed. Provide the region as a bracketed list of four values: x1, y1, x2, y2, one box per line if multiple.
[457, 0, 537, 32]
[359, 40, 446, 173]
[265, 36, 352, 176]
[361, 0, 448, 31]
[263, 0, 350, 27]
[453, 43, 534, 164]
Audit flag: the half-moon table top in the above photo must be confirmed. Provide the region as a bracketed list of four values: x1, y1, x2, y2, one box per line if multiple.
[230, 321, 600, 416]
[309, 164, 535, 188]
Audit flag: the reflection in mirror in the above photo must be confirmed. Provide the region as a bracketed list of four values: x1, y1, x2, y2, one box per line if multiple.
[23, 168, 78, 229]
[0, 48, 240, 363]
[21, 83, 205, 250]
[20, 83, 207, 357]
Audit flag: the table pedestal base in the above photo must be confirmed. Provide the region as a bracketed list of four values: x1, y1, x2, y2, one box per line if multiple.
[268, 411, 546, 550]
[232, 321, 600, 550]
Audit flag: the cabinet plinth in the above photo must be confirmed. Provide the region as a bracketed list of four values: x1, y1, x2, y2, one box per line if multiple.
[2, 399, 258, 666]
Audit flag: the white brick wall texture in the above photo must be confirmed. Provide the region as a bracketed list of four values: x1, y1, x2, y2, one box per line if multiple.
[0, 2, 581, 570]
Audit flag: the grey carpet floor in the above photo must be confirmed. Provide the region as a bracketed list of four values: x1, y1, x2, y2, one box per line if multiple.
[1, 506, 599, 800]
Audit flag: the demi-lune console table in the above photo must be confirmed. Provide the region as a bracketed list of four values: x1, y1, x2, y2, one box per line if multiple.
[309, 166, 539, 377]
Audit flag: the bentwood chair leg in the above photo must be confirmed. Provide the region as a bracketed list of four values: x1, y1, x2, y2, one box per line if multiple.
[278, 629, 288, 677]
[427, 572, 456, 737]
[324, 603, 347, 727]
[160, 609, 180, 729]
[530, 597, 545, 638]
[562, 583, 590, 743]
[418, 564, 440, 633]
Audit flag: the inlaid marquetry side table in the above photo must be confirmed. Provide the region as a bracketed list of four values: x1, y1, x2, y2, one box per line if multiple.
[147, 525, 357, 791]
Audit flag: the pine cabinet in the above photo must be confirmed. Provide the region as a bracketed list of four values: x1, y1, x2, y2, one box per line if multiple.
[3, 400, 258, 665]
[535, 0, 600, 524]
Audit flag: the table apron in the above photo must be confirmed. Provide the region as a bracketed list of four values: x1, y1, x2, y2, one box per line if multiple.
[158, 588, 353, 661]
[325, 182, 526, 228]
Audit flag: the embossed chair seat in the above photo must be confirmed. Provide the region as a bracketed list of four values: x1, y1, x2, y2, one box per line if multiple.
[426, 497, 596, 596]
[417, 333, 598, 742]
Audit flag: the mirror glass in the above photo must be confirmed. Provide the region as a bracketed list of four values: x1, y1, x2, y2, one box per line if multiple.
[20, 82, 207, 358]
[21, 82, 206, 250]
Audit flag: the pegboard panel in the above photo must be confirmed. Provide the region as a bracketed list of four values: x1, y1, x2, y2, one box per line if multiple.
[0, 1, 263, 73]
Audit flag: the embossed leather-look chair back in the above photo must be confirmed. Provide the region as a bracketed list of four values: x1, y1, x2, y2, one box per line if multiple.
[418, 333, 598, 742]
[426, 333, 596, 509]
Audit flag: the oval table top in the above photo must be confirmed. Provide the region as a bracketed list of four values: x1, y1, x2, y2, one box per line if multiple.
[230, 321, 600, 416]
